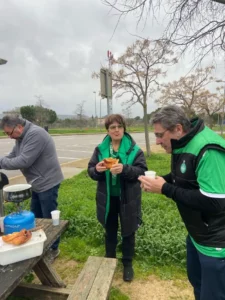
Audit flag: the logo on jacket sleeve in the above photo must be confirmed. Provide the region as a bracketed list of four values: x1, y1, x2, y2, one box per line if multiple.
[180, 160, 187, 174]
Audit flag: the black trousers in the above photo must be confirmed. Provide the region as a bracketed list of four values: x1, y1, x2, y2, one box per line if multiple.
[105, 196, 135, 266]
[187, 236, 225, 300]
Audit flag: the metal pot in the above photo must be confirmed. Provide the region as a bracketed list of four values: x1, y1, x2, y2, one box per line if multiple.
[3, 184, 32, 203]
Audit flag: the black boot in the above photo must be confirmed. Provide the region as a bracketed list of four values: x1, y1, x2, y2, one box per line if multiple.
[123, 264, 134, 282]
[105, 252, 116, 258]
[105, 234, 117, 259]
[122, 233, 135, 282]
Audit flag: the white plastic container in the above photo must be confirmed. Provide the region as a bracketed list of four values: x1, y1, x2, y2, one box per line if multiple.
[0, 229, 47, 266]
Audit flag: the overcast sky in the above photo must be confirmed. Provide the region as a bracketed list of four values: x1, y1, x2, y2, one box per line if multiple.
[0, 0, 224, 118]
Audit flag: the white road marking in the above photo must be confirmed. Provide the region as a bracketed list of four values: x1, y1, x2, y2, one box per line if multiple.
[58, 157, 79, 160]
[56, 149, 93, 153]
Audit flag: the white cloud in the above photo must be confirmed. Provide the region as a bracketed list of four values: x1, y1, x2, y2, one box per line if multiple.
[0, 0, 224, 118]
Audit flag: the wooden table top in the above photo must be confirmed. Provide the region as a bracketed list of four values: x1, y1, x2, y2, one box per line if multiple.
[0, 218, 69, 300]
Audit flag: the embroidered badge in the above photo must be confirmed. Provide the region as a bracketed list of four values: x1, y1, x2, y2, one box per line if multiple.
[180, 160, 186, 174]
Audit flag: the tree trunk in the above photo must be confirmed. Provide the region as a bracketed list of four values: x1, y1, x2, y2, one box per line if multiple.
[143, 103, 151, 157]
[208, 115, 213, 129]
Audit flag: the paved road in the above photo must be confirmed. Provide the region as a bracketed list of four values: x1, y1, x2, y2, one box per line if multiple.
[0, 133, 156, 179]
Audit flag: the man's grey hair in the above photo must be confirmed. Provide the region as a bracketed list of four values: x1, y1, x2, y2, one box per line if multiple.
[151, 105, 191, 132]
[1, 115, 26, 129]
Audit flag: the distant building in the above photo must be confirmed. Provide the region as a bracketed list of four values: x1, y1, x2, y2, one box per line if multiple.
[57, 114, 74, 120]
[97, 116, 106, 126]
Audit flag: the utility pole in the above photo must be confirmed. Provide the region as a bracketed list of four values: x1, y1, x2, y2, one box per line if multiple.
[216, 80, 225, 135]
[222, 83, 225, 135]
[93, 91, 97, 128]
[107, 50, 113, 115]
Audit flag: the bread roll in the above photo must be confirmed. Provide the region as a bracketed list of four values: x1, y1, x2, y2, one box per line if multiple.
[103, 158, 119, 169]
[2, 229, 32, 246]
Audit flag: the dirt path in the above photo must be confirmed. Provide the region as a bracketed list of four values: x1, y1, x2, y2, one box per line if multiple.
[113, 276, 194, 300]
[51, 258, 194, 300]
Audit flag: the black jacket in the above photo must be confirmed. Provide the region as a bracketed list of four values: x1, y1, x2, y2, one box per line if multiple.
[88, 133, 147, 236]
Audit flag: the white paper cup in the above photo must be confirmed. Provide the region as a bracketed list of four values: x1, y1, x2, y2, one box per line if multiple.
[144, 171, 156, 178]
[0, 217, 4, 233]
[51, 210, 60, 226]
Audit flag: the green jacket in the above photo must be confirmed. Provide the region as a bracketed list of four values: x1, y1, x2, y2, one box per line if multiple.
[162, 118, 225, 247]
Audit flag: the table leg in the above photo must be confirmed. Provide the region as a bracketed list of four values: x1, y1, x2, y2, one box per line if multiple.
[33, 257, 66, 288]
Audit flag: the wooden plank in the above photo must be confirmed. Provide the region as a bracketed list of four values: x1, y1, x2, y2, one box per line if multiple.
[68, 256, 103, 300]
[12, 282, 71, 300]
[87, 258, 117, 300]
[33, 257, 66, 287]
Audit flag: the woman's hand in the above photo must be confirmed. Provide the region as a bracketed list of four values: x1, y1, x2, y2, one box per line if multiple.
[138, 176, 166, 194]
[96, 161, 107, 173]
[110, 163, 123, 175]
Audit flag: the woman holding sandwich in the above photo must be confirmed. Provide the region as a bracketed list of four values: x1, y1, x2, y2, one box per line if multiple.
[88, 114, 147, 281]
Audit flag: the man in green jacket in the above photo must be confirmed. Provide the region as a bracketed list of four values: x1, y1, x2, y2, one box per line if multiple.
[139, 105, 225, 300]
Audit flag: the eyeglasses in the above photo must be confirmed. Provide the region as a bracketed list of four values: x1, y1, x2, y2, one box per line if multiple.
[154, 129, 168, 138]
[4, 126, 16, 136]
[109, 125, 124, 130]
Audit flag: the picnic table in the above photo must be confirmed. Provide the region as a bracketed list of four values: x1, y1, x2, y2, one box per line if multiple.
[0, 218, 117, 300]
[0, 218, 69, 300]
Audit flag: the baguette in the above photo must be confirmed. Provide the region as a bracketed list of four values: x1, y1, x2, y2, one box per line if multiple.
[2, 229, 32, 246]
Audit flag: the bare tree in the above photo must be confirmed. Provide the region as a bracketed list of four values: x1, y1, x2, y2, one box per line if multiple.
[35, 95, 49, 127]
[156, 66, 216, 117]
[112, 39, 177, 156]
[75, 101, 87, 129]
[122, 106, 134, 127]
[194, 89, 223, 128]
[103, 0, 225, 62]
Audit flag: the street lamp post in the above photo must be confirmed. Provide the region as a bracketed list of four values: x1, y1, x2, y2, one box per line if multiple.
[216, 80, 225, 135]
[222, 85, 225, 135]
[93, 91, 97, 128]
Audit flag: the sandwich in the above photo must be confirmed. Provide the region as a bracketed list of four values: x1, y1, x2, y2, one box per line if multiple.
[103, 157, 119, 169]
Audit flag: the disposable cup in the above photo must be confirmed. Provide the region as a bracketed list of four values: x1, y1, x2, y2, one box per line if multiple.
[144, 171, 156, 178]
[0, 217, 4, 233]
[51, 210, 60, 226]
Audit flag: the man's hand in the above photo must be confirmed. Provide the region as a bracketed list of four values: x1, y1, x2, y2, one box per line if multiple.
[96, 161, 107, 173]
[110, 163, 123, 175]
[138, 175, 166, 194]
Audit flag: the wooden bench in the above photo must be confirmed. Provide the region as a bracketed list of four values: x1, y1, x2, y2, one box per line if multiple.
[68, 256, 117, 300]
[12, 256, 117, 300]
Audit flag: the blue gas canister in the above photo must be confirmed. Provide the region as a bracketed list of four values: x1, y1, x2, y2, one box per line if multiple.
[4, 210, 35, 234]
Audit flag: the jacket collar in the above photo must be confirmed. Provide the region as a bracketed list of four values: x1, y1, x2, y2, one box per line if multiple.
[99, 132, 136, 155]
[18, 120, 31, 141]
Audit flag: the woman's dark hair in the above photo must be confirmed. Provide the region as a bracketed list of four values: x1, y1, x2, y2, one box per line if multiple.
[105, 114, 126, 132]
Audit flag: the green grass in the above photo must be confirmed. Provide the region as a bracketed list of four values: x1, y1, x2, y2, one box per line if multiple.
[0, 125, 150, 137]
[57, 153, 187, 278]
[6, 153, 186, 278]
[5, 153, 188, 300]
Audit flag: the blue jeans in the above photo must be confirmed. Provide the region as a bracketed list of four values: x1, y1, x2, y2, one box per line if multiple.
[31, 184, 60, 250]
[186, 235, 225, 300]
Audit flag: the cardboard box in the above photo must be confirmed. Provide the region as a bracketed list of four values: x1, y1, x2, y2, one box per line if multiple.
[0, 230, 47, 265]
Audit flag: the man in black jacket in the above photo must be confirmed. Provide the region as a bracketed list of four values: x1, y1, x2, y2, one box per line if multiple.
[139, 105, 225, 300]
